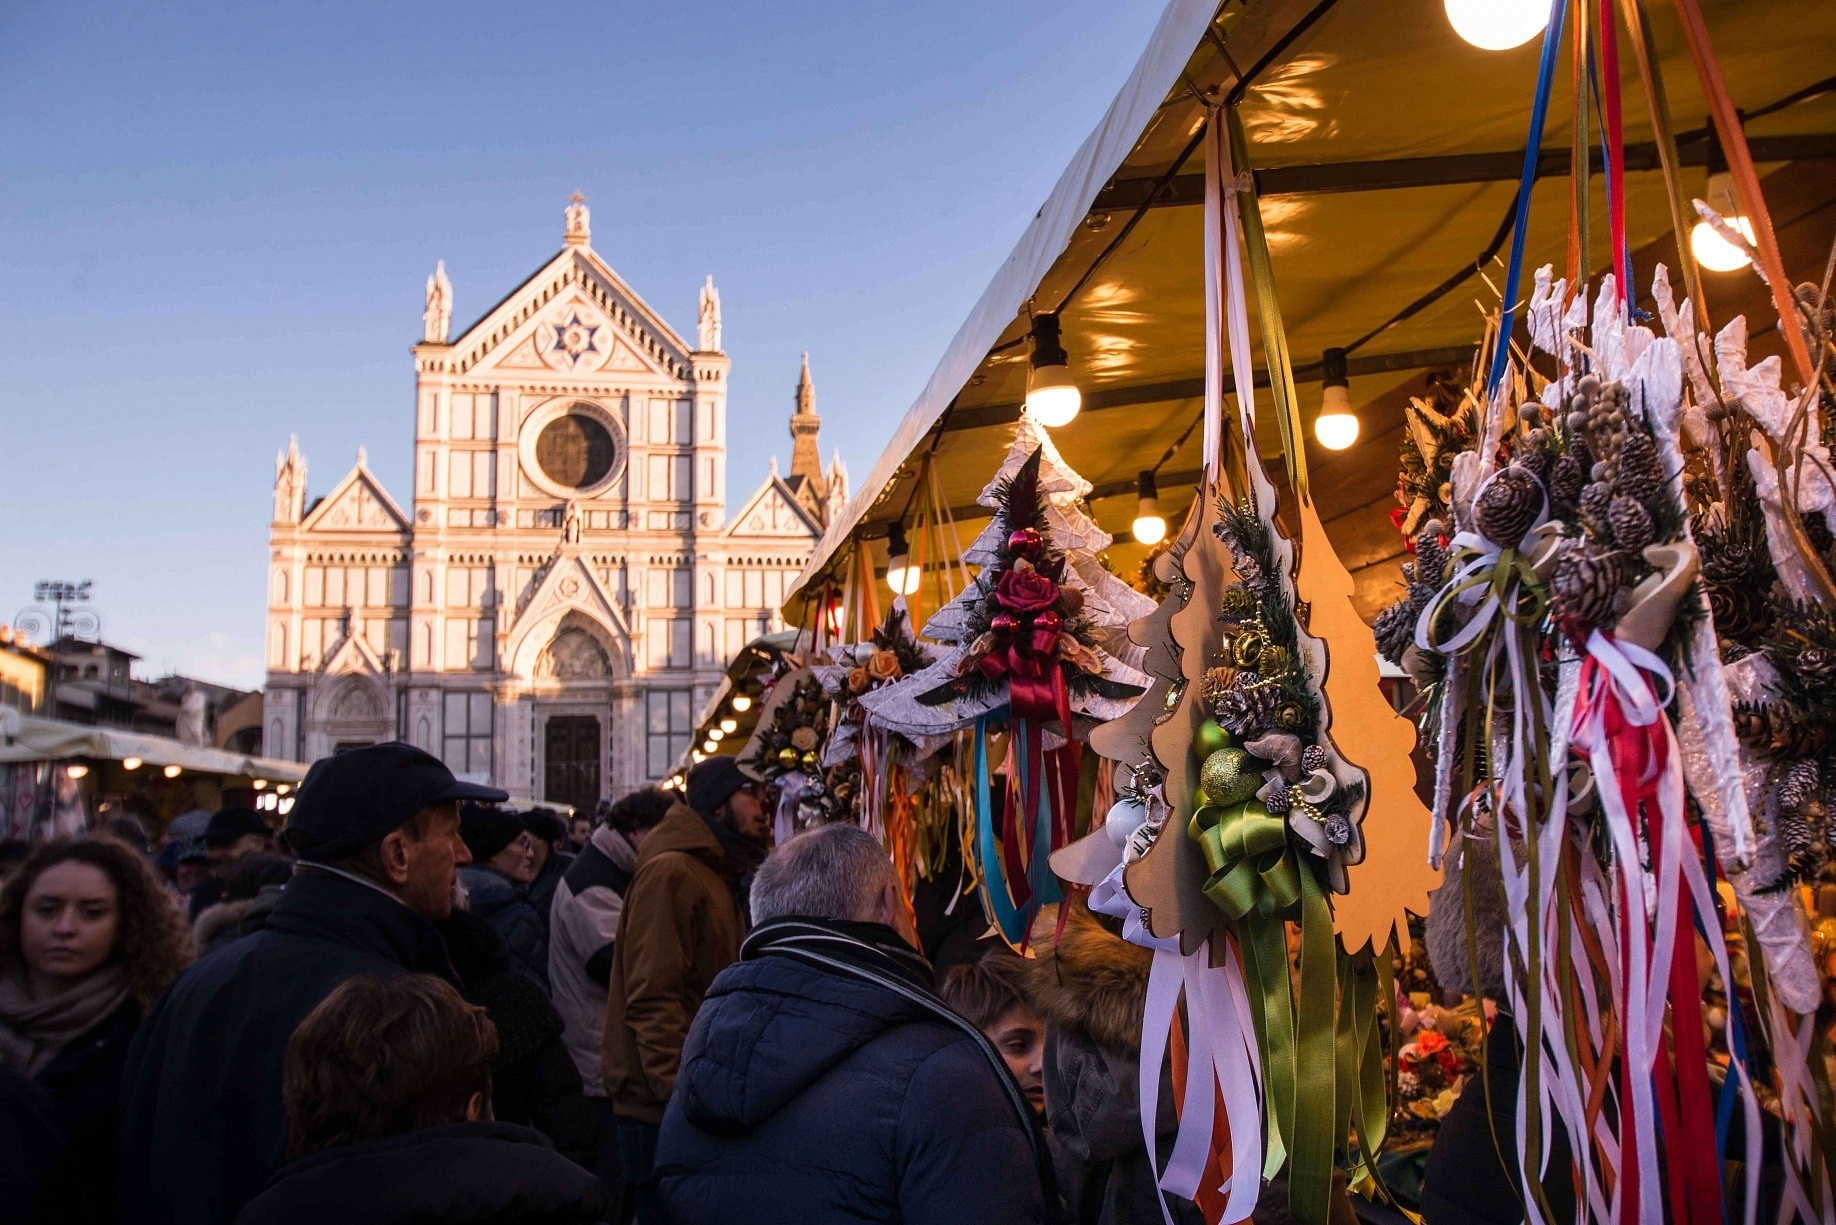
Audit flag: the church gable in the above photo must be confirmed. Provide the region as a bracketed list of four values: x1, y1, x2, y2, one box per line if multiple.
[449, 249, 693, 380]
[725, 476, 823, 541]
[506, 552, 632, 662]
[300, 463, 411, 536]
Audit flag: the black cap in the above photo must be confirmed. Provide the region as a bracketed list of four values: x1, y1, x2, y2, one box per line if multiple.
[204, 808, 269, 846]
[522, 807, 567, 844]
[686, 757, 754, 819]
[285, 742, 507, 864]
[460, 804, 526, 863]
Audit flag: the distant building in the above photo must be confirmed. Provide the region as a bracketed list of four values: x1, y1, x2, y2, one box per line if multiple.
[33, 636, 256, 746]
[263, 197, 844, 809]
[0, 629, 50, 715]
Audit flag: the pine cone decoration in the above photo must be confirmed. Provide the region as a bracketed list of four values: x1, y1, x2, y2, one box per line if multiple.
[1577, 481, 1613, 527]
[1549, 448, 1587, 513]
[1213, 681, 1280, 738]
[1264, 779, 1292, 815]
[1301, 744, 1328, 773]
[1606, 496, 1655, 551]
[1793, 646, 1836, 691]
[1700, 536, 1774, 642]
[1614, 426, 1664, 510]
[1551, 549, 1632, 629]
[1475, 466, 1541, 548]
[1778, 798, 1816, 876]
[1733, 701, 1833, 759]
[1780, 760, 1823, 815]
[1412, 527, 1450, 590]
[1219, 587, 1258, 619]
[1373, 599, 1416, 665]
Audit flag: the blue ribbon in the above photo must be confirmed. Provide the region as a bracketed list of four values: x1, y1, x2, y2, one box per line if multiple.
[1486, 0, 1573, 396]
[973, 717, 1061, 948]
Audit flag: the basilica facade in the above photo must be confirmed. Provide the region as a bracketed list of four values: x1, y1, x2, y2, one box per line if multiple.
[263, 196, 845, 808]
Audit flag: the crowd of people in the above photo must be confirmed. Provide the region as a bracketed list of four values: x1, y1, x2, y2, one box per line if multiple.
[0, 739, 1492, 1225]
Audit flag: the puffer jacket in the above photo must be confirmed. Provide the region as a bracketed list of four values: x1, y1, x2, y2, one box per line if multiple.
[601, 804, 745, 1123]
[656, 917, 1049, 1225]
[233, 1121, 604, 1225]
[458, 864, 548, 991]
[1025, 900, 1202, 1225]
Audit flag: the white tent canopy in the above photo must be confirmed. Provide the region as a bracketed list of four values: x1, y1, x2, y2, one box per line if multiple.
[0, 712, 308, 784]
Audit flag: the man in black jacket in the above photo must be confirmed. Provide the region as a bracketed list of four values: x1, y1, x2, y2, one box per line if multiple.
[118, 743, 506, 1225]
[655, 823, 1051, 1225]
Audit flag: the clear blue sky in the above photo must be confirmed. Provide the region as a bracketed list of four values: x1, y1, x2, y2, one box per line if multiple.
[0, 0, 1168, 688]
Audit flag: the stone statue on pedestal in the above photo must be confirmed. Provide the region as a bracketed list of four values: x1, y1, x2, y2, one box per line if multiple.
[698, 275, 722, 351]
[423, 261, 452, 344]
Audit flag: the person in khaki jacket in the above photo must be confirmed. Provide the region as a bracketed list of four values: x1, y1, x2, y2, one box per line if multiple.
[602, 757, 766, 1224]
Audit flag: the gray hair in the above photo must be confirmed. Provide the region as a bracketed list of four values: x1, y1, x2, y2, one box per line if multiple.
[750, 824, 897, 925]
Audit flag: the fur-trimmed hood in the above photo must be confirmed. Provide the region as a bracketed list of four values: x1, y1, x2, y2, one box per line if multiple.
[1025, 897, 1151, 1055]
[192, 898, 254, 952]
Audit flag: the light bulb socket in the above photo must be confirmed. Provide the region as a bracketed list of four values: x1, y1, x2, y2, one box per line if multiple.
[1321, 346, 1350, 390]
[886, 522, 910, 558]
[1029, 313, 1069, 371]
[1136, 470, 1159, 502]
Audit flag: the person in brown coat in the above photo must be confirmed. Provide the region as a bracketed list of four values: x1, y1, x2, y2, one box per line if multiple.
[601, 757, 764, 1224]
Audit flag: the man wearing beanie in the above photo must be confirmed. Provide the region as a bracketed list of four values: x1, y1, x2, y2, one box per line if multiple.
[119, 743, 504, 1225]
[456, 803, 549, 989]
[603, 756, 767, 1224]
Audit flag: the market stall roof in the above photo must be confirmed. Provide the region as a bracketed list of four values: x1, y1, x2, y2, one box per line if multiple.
[787, 0, 1836, 622]
[673, 629, 804, 778]
[0, 712, 309, 783]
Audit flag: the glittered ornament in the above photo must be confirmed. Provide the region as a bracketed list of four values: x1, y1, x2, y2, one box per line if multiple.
[1200, 747, 1260, 807]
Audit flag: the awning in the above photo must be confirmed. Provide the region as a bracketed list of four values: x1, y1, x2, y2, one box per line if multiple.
[786, 0, 1836, 623]
[0, 713, 309, 784]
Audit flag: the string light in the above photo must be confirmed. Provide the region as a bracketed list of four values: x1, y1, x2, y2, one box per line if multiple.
[707, 727, 725, 742]
[1024, 313, 1081, 428]
[884, 522, 920, 596]
[702, 739, 718, 754]
[1314, 347, 1360, 451]
[251, 778, 267, 789]
[122, 756, 142, 771]
[163, 765, 182, 778]
[1131, 471, 1167, 545]
[1444, 0, 1549, 50]
[730, 694, 753, 713]
[719, 718, 738, 734]
[65, 763, 89, 779]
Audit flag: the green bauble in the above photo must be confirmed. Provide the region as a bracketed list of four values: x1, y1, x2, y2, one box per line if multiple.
[776, 747, 800, 770]
[1199, 747, 1259, 808]
[1194, 719, 1232, 760]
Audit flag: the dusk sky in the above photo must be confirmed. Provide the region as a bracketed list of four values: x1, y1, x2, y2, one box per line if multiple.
[0, 0, 1167, 688]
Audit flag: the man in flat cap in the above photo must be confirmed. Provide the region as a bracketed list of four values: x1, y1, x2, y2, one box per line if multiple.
[119, 743, 505, 1225]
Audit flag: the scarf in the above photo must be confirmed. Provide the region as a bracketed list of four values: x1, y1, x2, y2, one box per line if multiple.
[0, 962, 131, 1076]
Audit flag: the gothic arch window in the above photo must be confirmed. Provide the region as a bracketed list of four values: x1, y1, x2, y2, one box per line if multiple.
[326, 678, 385, 722]
[535, 626, 610, 680]
[270, 622, 288, 669]
[273, 569, 289, 604]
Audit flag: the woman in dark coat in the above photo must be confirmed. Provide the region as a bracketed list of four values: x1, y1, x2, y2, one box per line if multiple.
[0, 835, 193, 1223]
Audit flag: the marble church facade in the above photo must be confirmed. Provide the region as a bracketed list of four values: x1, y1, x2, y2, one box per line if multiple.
[263, 196, 845, 808]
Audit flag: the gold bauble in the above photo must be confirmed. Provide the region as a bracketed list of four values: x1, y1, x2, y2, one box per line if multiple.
[1199, 747, 1259, 808]
[1234, 630, 1268, 671]
[776, 747, 800, 769]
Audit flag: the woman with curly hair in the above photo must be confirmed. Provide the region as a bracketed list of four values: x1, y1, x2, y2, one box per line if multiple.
[0, 835, 193, 1222]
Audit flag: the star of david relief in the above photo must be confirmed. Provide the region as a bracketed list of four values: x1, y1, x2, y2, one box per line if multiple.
[536, 307, 608, 373]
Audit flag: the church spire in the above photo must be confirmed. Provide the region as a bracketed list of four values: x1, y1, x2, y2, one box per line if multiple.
[789, 352, 824, 493]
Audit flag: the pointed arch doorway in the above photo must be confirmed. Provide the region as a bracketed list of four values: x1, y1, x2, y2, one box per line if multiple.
[543, 715, 600, 813]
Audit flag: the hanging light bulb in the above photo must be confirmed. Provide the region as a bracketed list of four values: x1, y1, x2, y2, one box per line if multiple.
[163, 765, 183, 779]
[1024, 313, 1081, 428]
[719, 718, 738, 734]
[65, 763, 89, 779]
[1690, 127, 1754, 273]
[1131, 471, 1167, 545]
[251, 777, 266, 789]
[702, 739, 718, 754]
[691, 750, 707, 764]
[824, 601, 844, 637]
[1444, 0, 1550, 50]
[707, 726, 725, 742]
[883, 522, 920, 596]
[730, 693, 753, 713]
[122, 756, 143, 771]
[1314, 347, 1360, 450]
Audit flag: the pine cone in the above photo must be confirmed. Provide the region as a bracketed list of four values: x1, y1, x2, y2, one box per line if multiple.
[1551, 549, 1633, 630]
[1606, 496, 1655, 551]
[1733, 701, 1833, 759]
[1373, 599, 1416, 665]
[1301, 744, 1328, 773]
[1794, 646, 1836, 691]
[1213, 681, 1281, 738]
[1264, 779, 1292, 815]
[1778, 798, 1816, 876]
[1577, 481, 1613, 527]
[1475, 465, 1541, 549]
[1549, 448, 1588, 514]
[1780, 760, 1823, 814]
[1614, 426, 1664, 510]
[1413, 529, 1450, 590]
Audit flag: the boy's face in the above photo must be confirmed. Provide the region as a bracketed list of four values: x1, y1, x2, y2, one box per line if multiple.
[985, 1005, 1046, 1112]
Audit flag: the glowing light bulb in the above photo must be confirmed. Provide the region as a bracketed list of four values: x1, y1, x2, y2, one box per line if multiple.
[1314, 348, 1360, 451]
[1131, 471, 1166, 545]
[65, 763, 89, 779]
[251, 778, 267, 789]
[1444, 0, 1550, 50]
[702, 740, 718, 754]
[1024, 314, 1080, 428]
[883, 522, 920, 596]
[707, 727, 725, 742]
[278, 796, 295, 815]
[1691, 172, 1754, 272]
[122, 756, 142, 771]
[720, 718, 738, 734]
[163, 765, 182, 778]
[730, 694, 752, 713]
[691, 750, 706, 764]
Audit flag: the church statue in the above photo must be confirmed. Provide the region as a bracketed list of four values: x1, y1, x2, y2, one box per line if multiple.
[423, 260, 452, 344]
[176, 688, 208, 747]
[564, 192, 590, 245]
[562, 500, 582, 544]
[698, 275, 723, 351]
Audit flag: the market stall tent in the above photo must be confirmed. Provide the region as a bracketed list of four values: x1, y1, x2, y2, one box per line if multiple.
[785, 0, 1835, 621]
